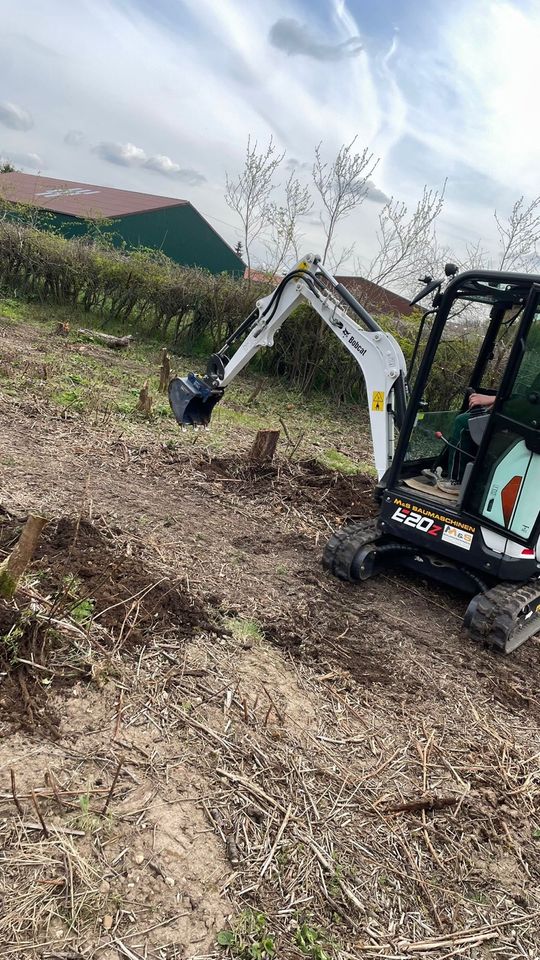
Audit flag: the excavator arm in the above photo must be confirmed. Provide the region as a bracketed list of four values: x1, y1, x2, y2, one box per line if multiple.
[169, 255, 408, 479]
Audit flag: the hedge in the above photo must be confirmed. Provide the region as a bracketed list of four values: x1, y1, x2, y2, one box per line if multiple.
[0, 220, 482, 406]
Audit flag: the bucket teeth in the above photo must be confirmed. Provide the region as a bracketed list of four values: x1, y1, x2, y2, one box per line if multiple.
[168, 374, 223, 427]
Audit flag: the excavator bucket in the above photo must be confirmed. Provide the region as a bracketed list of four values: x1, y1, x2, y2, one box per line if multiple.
[168, 373, 223, 427]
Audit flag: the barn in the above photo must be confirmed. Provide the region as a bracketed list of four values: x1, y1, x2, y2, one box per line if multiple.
[0, 172, 244, 275]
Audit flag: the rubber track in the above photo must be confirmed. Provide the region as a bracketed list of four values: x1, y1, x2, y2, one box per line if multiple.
[322, 520, 381, 581]
[466, 579, 540, 653]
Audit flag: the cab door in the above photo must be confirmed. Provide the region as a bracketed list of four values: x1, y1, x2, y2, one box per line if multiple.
[462, 285, 540, 544]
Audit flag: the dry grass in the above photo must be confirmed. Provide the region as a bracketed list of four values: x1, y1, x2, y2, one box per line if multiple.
[2, 511, 540, 958]
[2, 310, 540, 958]
[126, 625, 540, 959]
[0, 820, 109, 954]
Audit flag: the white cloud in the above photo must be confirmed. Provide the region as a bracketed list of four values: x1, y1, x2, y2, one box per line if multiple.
[93, 140, 206, 183]
[64, 129, 85, 147]
[362, 180, 389, 204]
[399, 1, 540, 200]
[0, 100, 33, 131]
[0, 149, 43, 169]
[93, 140, 147, 166]
[143, 154, 206, 184]
[0, 0, 539, 275]
[269, 17, 363, 60]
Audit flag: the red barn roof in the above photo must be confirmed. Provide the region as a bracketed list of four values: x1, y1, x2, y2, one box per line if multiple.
[0, 172, 187, 219]
[335, 275, 418, 318]
[243, 267, 418, 318]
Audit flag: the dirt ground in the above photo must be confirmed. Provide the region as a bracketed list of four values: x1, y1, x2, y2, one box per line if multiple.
[1, 313, 540, 960]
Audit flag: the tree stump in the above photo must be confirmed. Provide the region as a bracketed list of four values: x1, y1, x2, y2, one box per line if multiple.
[249, 429, 280, 464]
[0, 515, 48, 600]
[135, 380, 153, 416]
[55, 322, 70, 336]
[245, 381, 264, 406]
[158, 348, 171, 394]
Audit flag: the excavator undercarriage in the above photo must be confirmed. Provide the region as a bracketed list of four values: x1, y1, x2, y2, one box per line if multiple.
[323, 518, 540, 654]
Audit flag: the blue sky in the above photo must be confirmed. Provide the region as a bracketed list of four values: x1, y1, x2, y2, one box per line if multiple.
[1, 0, 539, 275]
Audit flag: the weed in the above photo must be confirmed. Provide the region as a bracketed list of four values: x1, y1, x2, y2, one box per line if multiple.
[70, 598, 95, 624]
[469, 890, 489, 904]
[74, 787, 106, 834]
[0, 294, 376, 468]
[294, 922, 331, 960]
[224, 617, 264, 643]
[61, 575, 95, 623]
[1, 621, 25, 665]
[217, 911, 276, 959]
[0, 297, 27, 321]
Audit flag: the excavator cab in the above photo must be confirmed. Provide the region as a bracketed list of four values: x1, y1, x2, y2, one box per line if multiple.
[325, 270, 540, 652]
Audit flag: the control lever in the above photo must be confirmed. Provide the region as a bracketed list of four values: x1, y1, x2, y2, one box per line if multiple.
[435, 431, 475, 459]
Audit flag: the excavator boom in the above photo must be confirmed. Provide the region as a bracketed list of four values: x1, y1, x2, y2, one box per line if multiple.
[169, 255, 408, 479]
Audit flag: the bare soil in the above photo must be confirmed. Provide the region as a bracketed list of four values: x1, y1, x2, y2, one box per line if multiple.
[1, 316, 540, 960]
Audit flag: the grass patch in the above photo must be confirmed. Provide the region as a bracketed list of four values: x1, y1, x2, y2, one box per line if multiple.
[0, 294, 374, 464]
[53, 387, 85, 410]
[317, 448, 374, 476]
[224, 617, 264, 644]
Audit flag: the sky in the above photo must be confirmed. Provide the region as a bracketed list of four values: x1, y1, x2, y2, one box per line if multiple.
[1, 0, 539, 278]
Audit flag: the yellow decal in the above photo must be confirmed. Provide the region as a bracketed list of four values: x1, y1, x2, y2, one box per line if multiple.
[372, 391, 385, 412]
[296, 259, 310, 272]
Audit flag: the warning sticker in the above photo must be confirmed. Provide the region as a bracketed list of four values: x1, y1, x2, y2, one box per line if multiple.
[442, 524, 473, 550]
[372, 391, 384, 411]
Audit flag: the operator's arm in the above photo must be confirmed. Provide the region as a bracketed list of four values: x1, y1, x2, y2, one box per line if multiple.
[469, 393, 496, 410]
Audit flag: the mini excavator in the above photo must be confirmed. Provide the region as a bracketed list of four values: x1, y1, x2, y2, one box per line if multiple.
[169, 255, 540, 654]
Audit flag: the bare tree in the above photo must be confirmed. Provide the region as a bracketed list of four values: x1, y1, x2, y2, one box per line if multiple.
[312, 138, 378, 264]
[495, 195, 540, 271]
[327, 242, 357, 274]
[225, 136, 284, 280]
[367, 183, 446, 294]
[263, 172, 312, 277]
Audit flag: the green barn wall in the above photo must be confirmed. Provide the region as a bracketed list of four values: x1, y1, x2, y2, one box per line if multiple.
[35, 204, 244, 275]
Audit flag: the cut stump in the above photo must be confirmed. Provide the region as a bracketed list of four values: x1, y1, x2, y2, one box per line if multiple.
[135, 380, 153, 416]
[249, 429, 280, 464]
[158, 348, 171, 394]
[0, 514, 48, 599]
